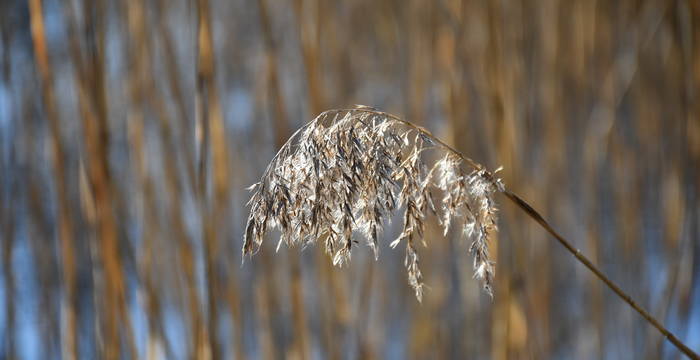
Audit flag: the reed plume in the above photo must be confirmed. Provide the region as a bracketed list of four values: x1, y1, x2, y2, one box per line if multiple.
[243, 107, 503, 300]
[243, 107, 699, 359]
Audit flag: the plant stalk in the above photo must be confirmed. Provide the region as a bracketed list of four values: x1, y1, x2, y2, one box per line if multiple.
[502, 190, 699, 360]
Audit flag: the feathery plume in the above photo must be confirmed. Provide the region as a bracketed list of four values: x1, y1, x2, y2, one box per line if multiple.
[243, 108, 504, 300]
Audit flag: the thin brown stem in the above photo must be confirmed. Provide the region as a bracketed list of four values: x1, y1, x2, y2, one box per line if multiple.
[501, 190, 699, 360]
[195, 0, 222, 357]
[28, 1, 77, 358]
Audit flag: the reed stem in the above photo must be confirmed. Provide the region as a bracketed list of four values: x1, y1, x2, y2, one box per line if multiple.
[501, 190, 699, 360]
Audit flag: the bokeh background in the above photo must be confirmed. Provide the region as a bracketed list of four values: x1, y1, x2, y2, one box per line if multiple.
[1, 0, 699, 359]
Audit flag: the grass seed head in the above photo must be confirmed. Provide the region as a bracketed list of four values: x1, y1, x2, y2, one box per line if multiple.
[244, 108, 503, 300]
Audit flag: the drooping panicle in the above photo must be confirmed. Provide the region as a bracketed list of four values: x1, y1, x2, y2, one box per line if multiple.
[243, 108, 504, 300]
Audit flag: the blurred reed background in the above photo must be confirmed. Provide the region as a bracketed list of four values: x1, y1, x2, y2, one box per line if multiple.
[0, 0, 699, 359]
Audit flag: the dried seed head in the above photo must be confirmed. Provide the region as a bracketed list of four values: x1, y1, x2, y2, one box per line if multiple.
[243, 108, 504, 300]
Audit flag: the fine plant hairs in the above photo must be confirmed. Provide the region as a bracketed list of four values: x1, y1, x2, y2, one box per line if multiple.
[243, 107, 503, 301]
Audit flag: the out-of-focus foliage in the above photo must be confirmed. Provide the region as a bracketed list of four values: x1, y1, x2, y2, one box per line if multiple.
[0, 0, 698, 359]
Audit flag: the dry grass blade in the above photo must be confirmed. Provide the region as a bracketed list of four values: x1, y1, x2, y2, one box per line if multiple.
[243, 107, 503, 300]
